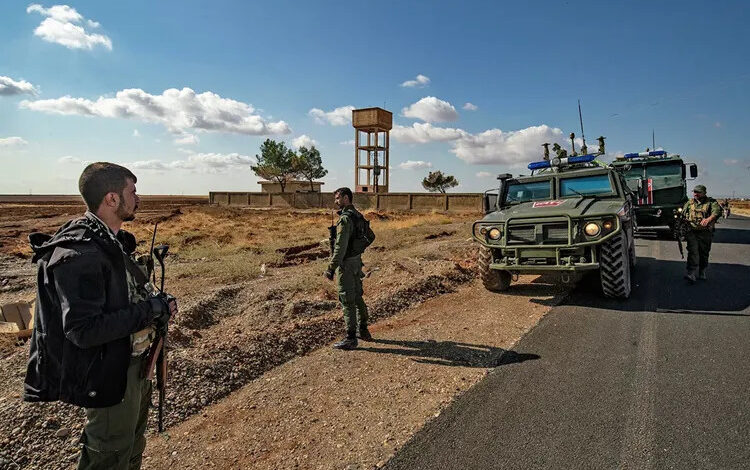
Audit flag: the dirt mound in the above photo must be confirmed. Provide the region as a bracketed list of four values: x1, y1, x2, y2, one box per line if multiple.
[178, 284, 244, 329]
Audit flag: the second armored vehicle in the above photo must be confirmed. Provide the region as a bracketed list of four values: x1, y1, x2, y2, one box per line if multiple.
[474, 136, 637, 298]
[610, 150, 697, 231]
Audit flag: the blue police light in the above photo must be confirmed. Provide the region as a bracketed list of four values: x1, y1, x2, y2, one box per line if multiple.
[568, 154, 598, 164]
[624, 150, 667, 159]
[528, 160, 551, 170]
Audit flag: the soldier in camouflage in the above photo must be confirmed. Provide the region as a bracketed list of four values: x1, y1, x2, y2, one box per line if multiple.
[324, 187, 372, 350]
[682, 184, 722, 282]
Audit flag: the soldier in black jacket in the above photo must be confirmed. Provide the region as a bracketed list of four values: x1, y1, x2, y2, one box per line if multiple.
[24, 162, 177, 470]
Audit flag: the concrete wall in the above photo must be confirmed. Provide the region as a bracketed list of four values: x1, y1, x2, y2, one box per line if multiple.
[209, 191, 483, 213]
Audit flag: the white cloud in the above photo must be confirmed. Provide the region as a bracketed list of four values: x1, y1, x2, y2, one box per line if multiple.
[452, 125, 565, 165]
[173, 133, 199, 145]
[394, 122, 570, 166]
[27, 4, 112, 51]
[132, 129, 140, 137]
[309, 105, 354, 126]
[400, 74, 431, 88]
[292, 134, 318, 149]
[714, 121, 722, 128]
[398, 160, 433, 170]
[132, 152, 255, 173]
[391, 122, 467, 144]
[463, 102, 478, 111]
[723, 159, 739, 166]
[0, 76, 38, 96]
[57, 155, 90, 165]
[402, 96, 458, 122]
[20, 87, 291, 136]
[476, 171, 492, 178]
[339, 139, 355, 146]
[0, 137, 29, 147]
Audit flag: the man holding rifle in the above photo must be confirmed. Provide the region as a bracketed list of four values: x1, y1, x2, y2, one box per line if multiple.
[682, 184, 722, 282]
[24, 162, 177, 470]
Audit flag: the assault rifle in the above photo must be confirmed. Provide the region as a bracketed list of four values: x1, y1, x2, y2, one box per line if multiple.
[142, 223, 171, 433]
[672, 208, 690, 259]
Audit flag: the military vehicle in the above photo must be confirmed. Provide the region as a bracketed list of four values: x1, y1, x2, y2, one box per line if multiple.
[610, 150, 697, 231]
[474, 135, 637, 298]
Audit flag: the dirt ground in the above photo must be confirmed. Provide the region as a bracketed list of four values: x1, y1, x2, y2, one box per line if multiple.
[0, 199, 570, 470]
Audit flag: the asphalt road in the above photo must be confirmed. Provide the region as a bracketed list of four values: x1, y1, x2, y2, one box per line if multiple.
[386, 215, 750, 470]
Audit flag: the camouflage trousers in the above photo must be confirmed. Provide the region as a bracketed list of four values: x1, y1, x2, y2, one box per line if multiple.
[685, 229, 713, 275]
[336, 256, 368, 337]
[78, 357, 151, 470]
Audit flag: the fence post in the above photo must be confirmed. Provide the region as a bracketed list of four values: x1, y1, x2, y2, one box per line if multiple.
[444, 194, 449, 211]
[376, 194, 381, 210]
[408, 194, 413, 210]
[292, 192, 297, 208]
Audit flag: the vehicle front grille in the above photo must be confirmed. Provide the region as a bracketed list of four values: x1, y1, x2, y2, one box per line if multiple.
[507, 225, 535, 244]
[507, 221, 570, 245]
[542, 223, 569, 244]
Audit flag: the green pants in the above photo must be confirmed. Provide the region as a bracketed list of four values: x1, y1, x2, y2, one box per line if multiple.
[78, 358, 152, 470]
[685, 229, 713, 275]
[336, 256, 368, 337]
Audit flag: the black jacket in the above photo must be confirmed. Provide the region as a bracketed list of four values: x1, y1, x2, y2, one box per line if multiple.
[24, 217, 158, 408]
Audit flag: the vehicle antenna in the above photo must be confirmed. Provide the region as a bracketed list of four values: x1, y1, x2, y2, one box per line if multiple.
[578, 99, 587, 154]
[652, 129, 655, 150]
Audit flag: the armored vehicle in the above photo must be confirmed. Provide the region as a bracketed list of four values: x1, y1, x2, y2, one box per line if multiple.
[610, 150, 697, 230]
[474, 137, 637, 298]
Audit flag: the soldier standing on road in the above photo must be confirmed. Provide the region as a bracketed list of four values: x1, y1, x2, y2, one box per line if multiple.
[24, 162, 178, 470]
[682, 184, 722, 282]
[324, 187, 373, 350]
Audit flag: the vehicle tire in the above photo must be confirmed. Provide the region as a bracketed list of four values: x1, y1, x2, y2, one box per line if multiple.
[478, 246, 511, 292]
[599, 230, 631, 298]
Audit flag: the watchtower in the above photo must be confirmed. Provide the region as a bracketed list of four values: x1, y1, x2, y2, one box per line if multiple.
[352, 107, 392, 193]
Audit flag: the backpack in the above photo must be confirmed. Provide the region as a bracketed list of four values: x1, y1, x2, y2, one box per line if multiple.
[344, 209, 376, 257]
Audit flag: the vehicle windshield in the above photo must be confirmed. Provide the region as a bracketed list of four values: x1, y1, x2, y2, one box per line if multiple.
[504, 180, 551, 204]
[559, 174, 614, 197]
[645, 162, 682, 177]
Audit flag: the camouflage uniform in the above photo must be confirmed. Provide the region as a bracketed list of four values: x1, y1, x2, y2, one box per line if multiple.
[682, 192, 722, 279]
[328, 205, 368, 339]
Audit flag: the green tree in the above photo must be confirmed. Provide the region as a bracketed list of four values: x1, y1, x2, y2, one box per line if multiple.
[293, 146, 328, 191]
[422, 170, 459, 193]
[252, 139, 297, 192]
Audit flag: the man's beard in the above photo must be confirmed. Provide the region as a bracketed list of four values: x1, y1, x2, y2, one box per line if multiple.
[116, 199, 137, 222]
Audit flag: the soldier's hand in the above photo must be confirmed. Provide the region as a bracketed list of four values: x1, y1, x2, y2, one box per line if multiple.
[700, 218, 711, 227]
[324, 268, 335, 281]
[149, 293, 176, 330]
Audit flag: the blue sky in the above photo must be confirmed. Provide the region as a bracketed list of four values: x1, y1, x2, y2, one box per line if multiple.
[1, 0, 748, 196]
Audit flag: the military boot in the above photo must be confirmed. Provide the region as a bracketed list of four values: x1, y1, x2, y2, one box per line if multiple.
[358, 327, 373, 341]
[698, 270, 707, 281]
[333, 336, 358, 350]
[684, 271, 697, 283]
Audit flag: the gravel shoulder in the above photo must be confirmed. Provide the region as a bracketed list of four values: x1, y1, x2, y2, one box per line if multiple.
[143, 276, 569, 470]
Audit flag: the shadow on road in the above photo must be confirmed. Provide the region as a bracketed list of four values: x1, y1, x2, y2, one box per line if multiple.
[358, 338, 540, 368]
[566, 256, 750, 315]
[712, 227, 750, 245]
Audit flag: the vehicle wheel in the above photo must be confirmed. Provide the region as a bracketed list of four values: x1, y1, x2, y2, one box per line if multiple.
[478, 246, 511, 292]
[599, 230, 631, 298]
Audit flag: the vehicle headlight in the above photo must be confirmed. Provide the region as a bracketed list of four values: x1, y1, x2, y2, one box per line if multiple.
[488, 228, 502, 240]
[584, 222, 601, 237]
[602, 220, 614, 231]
